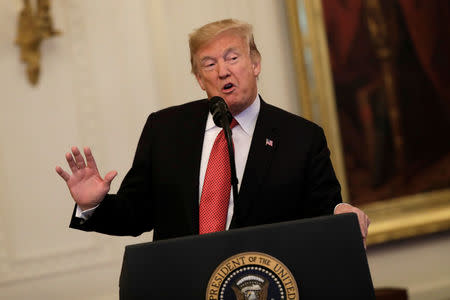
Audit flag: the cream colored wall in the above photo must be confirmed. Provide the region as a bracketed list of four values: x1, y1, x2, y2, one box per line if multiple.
[367, 231, 450, 299]
[0, 1, 448, 299]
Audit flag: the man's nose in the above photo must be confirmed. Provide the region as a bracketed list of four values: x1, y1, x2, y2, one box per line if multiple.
[218, 61, 230, 79]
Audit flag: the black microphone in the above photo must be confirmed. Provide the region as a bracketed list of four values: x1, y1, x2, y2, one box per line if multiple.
[208, 96, 232, 128]
[207, 96, 239, 202]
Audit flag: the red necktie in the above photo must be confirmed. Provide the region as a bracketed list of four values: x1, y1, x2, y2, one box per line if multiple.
[199, 119, 238, 234]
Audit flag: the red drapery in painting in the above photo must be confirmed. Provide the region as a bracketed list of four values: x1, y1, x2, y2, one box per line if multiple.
[323, 0, 450, 109]
[321, 0, 450, 204]
[398, 0, 450, 112]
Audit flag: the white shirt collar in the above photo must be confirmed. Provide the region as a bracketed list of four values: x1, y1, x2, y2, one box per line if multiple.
[205, 94, 261, 136]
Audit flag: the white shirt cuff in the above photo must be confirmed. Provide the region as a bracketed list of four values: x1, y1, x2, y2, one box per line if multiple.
[75, 205, 99, 220]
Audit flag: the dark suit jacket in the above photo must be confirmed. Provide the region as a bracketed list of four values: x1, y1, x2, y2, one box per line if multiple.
[70, 97, 342, 240]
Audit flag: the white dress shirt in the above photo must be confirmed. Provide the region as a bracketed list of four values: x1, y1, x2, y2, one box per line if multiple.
[199, 95, 260, 229]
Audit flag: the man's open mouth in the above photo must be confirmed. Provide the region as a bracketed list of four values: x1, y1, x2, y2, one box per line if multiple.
[223, 83, 234, 91]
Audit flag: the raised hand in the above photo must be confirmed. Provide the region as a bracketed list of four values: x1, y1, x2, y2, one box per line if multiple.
[56, 146, 117, 211]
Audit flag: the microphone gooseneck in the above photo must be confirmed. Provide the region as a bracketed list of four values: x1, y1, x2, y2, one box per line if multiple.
[208, 96, 239, 207]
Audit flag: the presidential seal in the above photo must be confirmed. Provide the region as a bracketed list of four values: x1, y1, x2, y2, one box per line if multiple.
[205, 252, 299, 300]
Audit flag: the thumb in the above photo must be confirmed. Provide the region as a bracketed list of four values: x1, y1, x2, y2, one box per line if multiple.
[104, 170, 118, 185]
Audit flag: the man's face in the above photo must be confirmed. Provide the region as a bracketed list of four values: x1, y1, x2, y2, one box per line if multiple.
[194, 31, 261, 115]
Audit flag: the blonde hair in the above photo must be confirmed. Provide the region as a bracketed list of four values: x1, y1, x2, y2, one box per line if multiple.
[188, 19, 261, 75]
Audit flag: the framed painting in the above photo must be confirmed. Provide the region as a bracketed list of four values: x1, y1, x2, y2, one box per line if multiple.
[285, 0, 450, 245]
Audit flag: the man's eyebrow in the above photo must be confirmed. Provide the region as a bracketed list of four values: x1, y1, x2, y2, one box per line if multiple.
[199, 47, 240, 64]
[224, 47, 240, 57]
[200, 56, 215, 64]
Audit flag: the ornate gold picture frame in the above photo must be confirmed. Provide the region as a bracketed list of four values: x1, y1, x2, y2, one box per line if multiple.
[285, 0, 450, 245]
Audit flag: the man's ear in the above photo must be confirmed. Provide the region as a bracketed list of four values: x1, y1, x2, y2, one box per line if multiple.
[195, 73, 206, 91]
[252, 56, 261, 77]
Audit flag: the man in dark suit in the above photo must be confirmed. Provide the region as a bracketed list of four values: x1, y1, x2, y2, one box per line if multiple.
[56, 19, 369, 244]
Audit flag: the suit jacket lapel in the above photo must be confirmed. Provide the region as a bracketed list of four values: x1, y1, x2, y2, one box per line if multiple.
[180, 99, 209, 235]
[230, 99, 278, 228]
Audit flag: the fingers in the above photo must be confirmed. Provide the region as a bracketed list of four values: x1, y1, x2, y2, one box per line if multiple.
[71, 146, 86, 169]
[363, 213, 370, 234]
[104, 170, 117, 185]
[64, 146, 90, 174]
[55, 166, 70, 182]
[357, 210, 369, 237]
[357, 211, 370, 250]
[65, 151, 78, 173]
[84, 147, 99, 172]
[334, 203, 370, 247]
[57, 147, 116, 196]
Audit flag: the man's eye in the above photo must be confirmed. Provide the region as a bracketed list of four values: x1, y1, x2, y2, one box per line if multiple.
[225, 55, 238, 62]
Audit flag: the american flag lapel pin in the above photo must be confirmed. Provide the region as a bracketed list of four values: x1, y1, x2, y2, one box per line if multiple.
[265, 138, 273, 147]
